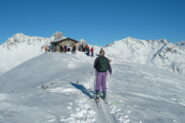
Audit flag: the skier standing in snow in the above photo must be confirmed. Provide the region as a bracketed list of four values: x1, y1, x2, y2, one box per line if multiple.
[90, 47, 94, 57]
[94, 49, 112, 103]
[87, 46, 90, 56]
[64, 45, 67, 53]
[71, 45, 76, 54]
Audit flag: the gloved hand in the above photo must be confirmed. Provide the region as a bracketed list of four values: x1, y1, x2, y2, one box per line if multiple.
[109, 71, 112, 75]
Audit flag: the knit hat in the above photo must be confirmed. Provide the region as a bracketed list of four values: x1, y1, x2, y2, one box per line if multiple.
[99, 48, 105, 56]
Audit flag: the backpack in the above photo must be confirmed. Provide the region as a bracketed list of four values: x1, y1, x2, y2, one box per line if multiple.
[97, 56, 109, 72]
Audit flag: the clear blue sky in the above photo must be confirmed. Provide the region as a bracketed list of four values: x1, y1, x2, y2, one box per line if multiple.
[0, 0, 185, 46]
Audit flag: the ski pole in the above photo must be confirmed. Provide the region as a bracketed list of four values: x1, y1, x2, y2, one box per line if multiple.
[108, 73, 112, 92]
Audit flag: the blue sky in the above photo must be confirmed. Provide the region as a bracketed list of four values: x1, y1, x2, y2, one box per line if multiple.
[0, 0, 185, 46]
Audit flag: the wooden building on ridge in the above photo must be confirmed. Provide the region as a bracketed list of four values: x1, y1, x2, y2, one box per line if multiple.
[50, 38, 79, 52]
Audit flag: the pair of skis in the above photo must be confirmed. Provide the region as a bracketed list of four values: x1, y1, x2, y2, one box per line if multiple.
[95, 94, 108, 109]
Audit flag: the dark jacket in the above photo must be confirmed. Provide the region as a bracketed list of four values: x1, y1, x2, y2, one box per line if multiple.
[94, 56, 112, 74]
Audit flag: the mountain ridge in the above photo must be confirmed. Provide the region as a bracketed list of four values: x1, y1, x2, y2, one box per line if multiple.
[0, 32, 185, 75]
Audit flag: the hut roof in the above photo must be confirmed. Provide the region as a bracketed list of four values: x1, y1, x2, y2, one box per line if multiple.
[51, 38, 78, 44]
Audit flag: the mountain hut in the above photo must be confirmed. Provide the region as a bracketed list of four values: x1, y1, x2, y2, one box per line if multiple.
[50, 38, 79, 52]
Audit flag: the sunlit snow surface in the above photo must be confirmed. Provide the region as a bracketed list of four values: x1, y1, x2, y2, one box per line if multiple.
[0, 52, 185, 123]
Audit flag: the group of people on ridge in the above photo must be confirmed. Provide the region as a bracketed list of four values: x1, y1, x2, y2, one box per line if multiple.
[41, 44, 94, 57]
[79, 44, 94, 57]
[58, 45, 77, 54]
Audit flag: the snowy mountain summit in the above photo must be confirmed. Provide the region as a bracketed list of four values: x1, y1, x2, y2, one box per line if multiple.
[4, 33, 50, 49]
[51, 32, 65, 41]
[104, 37, 185, 74]
[175, 41, 185, 49]
[0, 33, 51, 74]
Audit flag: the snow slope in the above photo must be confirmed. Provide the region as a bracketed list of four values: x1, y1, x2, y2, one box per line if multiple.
[0, 33, 50, 74]
[0, 52, 185, 123]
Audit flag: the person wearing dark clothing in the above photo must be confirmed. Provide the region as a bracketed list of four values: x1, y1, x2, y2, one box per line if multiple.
[94, 49, 112, 103]
[85, 45, 88, 52]
[67, 47, 71, 52]
[48, 45, 51, 52]
[72, 45, 76, 54]
[79, 44, 82, 51]
[87, 46, 90, 56]
[90, 47, 94, 57]
[60, 46, 64, 52]
[82, 44, 85, 52]
[64, 46, 67, 53]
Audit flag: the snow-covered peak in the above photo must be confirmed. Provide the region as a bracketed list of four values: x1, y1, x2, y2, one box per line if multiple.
[3, 33, 50, 49]
[51, 32, 65, 41]
[124, 36, 138, 41]
[101, 37, 185, 74]
[107, 37, 168, 49]
[6, 33, 27, 46]
[0, 33, 51, 74]
[158, 39, 168, 44]
[175, 41, 185, 48]
[12, 33, 26, 38]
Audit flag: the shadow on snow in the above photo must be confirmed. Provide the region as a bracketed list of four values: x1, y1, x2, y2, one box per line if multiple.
[70, 82, 95, 99]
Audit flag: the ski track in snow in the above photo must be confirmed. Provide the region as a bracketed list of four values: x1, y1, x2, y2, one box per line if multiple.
[87, 75, 118, 123]
[47, 73, 118, 123]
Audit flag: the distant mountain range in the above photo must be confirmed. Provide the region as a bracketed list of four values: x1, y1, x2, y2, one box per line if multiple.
[0, 32, 185, 75]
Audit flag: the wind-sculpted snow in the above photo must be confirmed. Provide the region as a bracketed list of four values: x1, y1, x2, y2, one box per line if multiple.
[0, 53, 185, 123]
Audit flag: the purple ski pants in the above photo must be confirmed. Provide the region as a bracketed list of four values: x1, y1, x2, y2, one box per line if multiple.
[95, 72, 107, 91]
